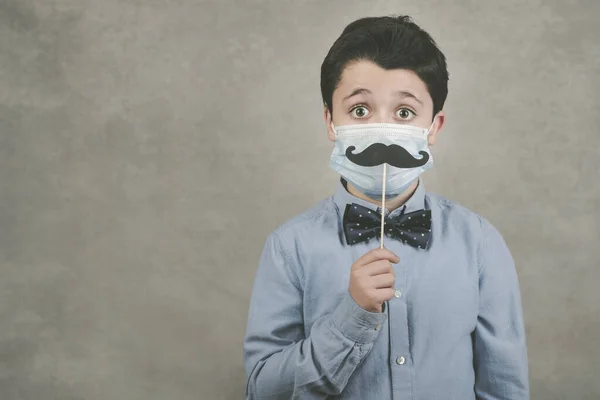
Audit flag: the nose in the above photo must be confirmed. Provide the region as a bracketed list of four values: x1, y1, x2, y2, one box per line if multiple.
[371, 111, 396, 124]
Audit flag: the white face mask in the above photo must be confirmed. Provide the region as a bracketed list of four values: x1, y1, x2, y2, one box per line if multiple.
[329, 122, 434, 199]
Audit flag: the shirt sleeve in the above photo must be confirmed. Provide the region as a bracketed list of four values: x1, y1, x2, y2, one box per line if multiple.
[243, 231, 387, 399]
[473, 219, 530, 400]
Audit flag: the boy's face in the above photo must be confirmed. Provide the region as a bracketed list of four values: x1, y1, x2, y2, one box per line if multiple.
[325, 59, 444, 145]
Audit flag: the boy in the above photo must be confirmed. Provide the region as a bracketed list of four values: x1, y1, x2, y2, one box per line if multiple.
[244, 15, 529, 399]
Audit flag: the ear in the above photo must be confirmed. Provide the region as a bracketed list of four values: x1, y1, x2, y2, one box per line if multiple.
[427, 111, 445, 146]
[324, 106, 335, 142]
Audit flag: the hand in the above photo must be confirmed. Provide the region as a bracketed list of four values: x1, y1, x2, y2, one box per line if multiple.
[348, 248, 399, 313]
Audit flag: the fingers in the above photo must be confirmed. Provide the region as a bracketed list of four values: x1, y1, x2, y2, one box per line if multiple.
[362, 259, 396, 277]
[371, 273, 395, 289]
[348, 249, 398, 313]
[375, 287, 395, 303]
[354, 248, 400, 267]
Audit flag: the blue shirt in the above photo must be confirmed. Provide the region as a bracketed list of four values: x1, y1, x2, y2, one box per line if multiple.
[244, 178, 529, 399]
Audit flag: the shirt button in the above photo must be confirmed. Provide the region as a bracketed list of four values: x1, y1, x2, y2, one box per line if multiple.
[396, 356, 406, 365]
[375, 323, 381, 331]
[394, 289, 402, 298]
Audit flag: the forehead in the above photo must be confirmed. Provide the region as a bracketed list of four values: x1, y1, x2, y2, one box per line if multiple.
[335, 59, 431, 103]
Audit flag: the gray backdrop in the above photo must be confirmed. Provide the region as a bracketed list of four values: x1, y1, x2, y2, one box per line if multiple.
[1, 0, 598, 399]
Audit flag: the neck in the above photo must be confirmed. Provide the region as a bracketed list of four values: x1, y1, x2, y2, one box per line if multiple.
[346, 179, 419, 212]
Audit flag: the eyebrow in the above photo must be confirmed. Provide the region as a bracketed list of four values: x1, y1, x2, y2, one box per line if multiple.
[394, 90, 423, 105]
[342, 88, 423, 105]
[343, 88, 371, 101]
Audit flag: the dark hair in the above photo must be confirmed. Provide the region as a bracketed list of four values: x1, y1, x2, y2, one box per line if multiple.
[320, 15, 449, 119]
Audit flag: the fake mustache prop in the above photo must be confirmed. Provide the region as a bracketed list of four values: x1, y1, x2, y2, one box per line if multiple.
[345, 143, 430, 168]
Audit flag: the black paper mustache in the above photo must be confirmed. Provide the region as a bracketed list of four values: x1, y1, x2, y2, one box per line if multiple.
[345, 143, 429, 168]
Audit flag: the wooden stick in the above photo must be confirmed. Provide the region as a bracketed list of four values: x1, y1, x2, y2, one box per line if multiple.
[380, 163, 387, 249]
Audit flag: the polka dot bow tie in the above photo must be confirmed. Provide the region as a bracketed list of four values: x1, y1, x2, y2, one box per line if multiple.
[343, 203, 432, 249]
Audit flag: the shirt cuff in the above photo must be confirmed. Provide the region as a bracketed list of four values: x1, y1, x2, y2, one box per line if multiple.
[331, 292, 387, 344]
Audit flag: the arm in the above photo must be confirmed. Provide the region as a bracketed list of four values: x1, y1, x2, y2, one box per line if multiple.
[243, 232, 386, 399]
[473, 220, 530, 399]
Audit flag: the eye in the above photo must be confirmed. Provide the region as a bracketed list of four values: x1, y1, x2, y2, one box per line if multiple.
[350, 106, 370, 119]
[396, 108, 416, 120]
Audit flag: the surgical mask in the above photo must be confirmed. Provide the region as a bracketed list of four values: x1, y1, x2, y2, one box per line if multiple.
[329, 122, 434, 199]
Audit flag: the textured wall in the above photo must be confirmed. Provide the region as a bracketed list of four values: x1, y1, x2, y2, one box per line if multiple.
[0, 0, 598, 399]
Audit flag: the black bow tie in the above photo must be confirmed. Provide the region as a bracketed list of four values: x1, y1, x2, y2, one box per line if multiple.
[343, 203, 432, 249]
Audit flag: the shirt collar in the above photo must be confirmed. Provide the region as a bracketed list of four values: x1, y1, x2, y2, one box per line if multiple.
[332, 177, 427, 219]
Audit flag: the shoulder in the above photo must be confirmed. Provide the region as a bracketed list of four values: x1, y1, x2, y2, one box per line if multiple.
[276, 198, 334, 230]
[426, 191, 513, 271]
[267, 196, 339, 246]
[425, 191, 500, 237]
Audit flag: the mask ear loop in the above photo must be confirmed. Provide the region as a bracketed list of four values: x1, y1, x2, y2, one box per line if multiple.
[426, 120, 436, 136]
[330, 121, 337, 136]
